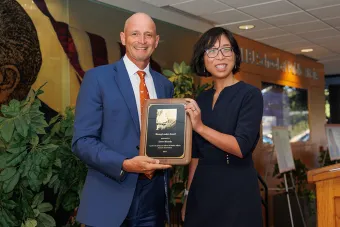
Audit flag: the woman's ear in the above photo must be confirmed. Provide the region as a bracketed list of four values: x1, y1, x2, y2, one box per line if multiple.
[0, 65, 20, 104]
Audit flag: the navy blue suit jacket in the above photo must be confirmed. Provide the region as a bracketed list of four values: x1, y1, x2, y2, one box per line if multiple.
[72, 58, 174, 226]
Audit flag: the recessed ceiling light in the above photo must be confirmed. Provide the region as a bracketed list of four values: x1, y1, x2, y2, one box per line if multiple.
[238, 25, 255, 30]
[301, 48, 313, 53]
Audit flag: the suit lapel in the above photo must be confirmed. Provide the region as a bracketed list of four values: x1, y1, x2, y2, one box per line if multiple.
[113, 59, 140, 135]
[150, 69, 165, 99]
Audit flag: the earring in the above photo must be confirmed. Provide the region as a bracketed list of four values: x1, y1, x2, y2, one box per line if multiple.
[204, 67, 206, 73]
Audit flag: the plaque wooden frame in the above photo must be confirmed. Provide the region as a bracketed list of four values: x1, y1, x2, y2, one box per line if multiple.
[139, 98, 192, 165]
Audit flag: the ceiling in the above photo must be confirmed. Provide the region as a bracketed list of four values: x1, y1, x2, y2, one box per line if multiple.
[98, 0, 340, 75]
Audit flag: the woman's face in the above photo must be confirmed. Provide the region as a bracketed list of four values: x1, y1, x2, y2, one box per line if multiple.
[204, 34, 235, 79]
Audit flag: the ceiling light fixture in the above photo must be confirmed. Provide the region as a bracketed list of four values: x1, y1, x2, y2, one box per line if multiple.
[238, 25, 255, 30]
[301, 48, 313, 53]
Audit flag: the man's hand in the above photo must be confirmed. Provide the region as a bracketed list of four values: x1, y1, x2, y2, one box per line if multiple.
[122, 156, 172, 174]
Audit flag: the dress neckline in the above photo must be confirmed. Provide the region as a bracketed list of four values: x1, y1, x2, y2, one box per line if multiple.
[210, 81, 244, 111]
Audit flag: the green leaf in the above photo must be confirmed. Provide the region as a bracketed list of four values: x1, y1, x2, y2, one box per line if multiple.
[7, 144, 26, 154]
[65, 126, 73, 137]
[40, 144, 58, 153]
[173, 62, 180, 74]
[30, 114, 47, 135]
[0, 167, 17, 182]
[1, 99, 20, 117]
[2, 191, 13, 200]
[54, 159, 61, 168]
[24, 219, 38, 227]
[50, 122, 60, 135]
[62, 191, 79, 212]
[0, 138, 5, 148]
[28, 169, 41, 192]
[21, 196, 36, 218]
[48, 115, 60, 126]
[179, 61, 186, 74]
[31, 116, 48, 128]
[1, 119, 15, 142]
[0, 210, 8, 227]
[34, 127, 46, 135]
[14, 115, 29, 137]
[43, 167, 52, 185]
[37, 213, 56, 227]
[3, 171, 20, 193]
[20, 153, 33, 177]
[48, 175, 58, 188]
[53, 179, 60, 194]
[32, 192, 44, 208]
[0, 152, 12, 168]
[41, 135, 51, 145]
[162, 69, 174, 78]
[34, 209, 40, 218]
[37, 203, 53, 213]
[35, 89, 44, 97]
[6, 151, 27, 166]
[30, 134, 39, 146]
[1, 208, 18, 226]
[2, 200, 17, 209]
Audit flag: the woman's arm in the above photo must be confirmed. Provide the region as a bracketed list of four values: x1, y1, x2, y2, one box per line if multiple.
[196, 126, 242, 158]
[181, 158, 198, 221]
[186, 158, 199, 191]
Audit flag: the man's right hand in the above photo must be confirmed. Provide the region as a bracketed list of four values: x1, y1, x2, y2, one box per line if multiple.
[122, 156, 172, 174]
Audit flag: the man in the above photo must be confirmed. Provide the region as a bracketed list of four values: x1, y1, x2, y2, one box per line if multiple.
[72, 12, 174, 227]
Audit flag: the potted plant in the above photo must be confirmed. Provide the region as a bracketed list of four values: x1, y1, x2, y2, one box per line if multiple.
[0, 86, 86, 227]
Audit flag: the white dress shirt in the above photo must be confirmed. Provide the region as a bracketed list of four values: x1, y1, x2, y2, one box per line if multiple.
[123, 55, 157, 126]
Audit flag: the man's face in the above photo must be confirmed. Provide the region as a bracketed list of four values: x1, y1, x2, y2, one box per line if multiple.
[120, 15, 159, 67]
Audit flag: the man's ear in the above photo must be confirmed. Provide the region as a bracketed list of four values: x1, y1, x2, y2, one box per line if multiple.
[0, 65, 20, 102]
[120, 32, 126, 46]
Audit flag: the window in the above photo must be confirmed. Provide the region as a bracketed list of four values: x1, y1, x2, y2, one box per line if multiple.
[262, 82, 309, 144]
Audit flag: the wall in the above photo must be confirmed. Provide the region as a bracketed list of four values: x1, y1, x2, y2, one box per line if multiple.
[19, 0, 200, 113]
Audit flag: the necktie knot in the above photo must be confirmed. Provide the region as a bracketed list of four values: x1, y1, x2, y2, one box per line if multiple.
[137, 70, 146, 80]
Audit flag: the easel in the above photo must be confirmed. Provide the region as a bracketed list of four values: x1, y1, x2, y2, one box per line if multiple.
[264, 145, 307, 227]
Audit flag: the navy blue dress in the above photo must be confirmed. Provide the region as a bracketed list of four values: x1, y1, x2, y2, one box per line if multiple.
[184, 81, 263, 227]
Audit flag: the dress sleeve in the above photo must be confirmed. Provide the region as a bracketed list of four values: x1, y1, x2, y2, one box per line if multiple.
[235, 88, 263, 157]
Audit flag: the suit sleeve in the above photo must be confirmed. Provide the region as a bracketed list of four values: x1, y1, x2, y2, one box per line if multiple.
[72, 70, 127, 181]
[235, 88, 263, 157]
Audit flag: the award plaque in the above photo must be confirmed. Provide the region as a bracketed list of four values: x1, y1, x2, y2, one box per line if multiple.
[139, 98, 192, 165]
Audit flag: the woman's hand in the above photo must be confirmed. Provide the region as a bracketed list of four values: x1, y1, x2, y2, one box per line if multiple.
[185, 98, 204, 133]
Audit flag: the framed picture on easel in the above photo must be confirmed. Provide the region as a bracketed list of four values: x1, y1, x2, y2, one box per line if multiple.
[325, 124, 340, 161]
[272, 126, 296, 173]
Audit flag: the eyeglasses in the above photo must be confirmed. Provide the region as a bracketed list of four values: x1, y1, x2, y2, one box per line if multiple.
[205, 47, 233, 58]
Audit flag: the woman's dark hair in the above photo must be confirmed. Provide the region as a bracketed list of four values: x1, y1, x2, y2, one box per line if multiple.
[190, 27, 241, 77]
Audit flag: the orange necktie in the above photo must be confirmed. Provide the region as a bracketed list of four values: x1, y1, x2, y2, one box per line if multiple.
[137, 71, 153, 179]
[137, 70, 150, 117]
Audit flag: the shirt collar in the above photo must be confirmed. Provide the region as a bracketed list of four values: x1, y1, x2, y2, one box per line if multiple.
[123, 55, 151, 78]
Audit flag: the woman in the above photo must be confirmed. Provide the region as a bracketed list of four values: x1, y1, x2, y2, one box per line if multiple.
[182, 27, 263, 227]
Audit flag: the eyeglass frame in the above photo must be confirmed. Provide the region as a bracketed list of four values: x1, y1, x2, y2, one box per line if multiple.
[205, 47, 234, 58]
